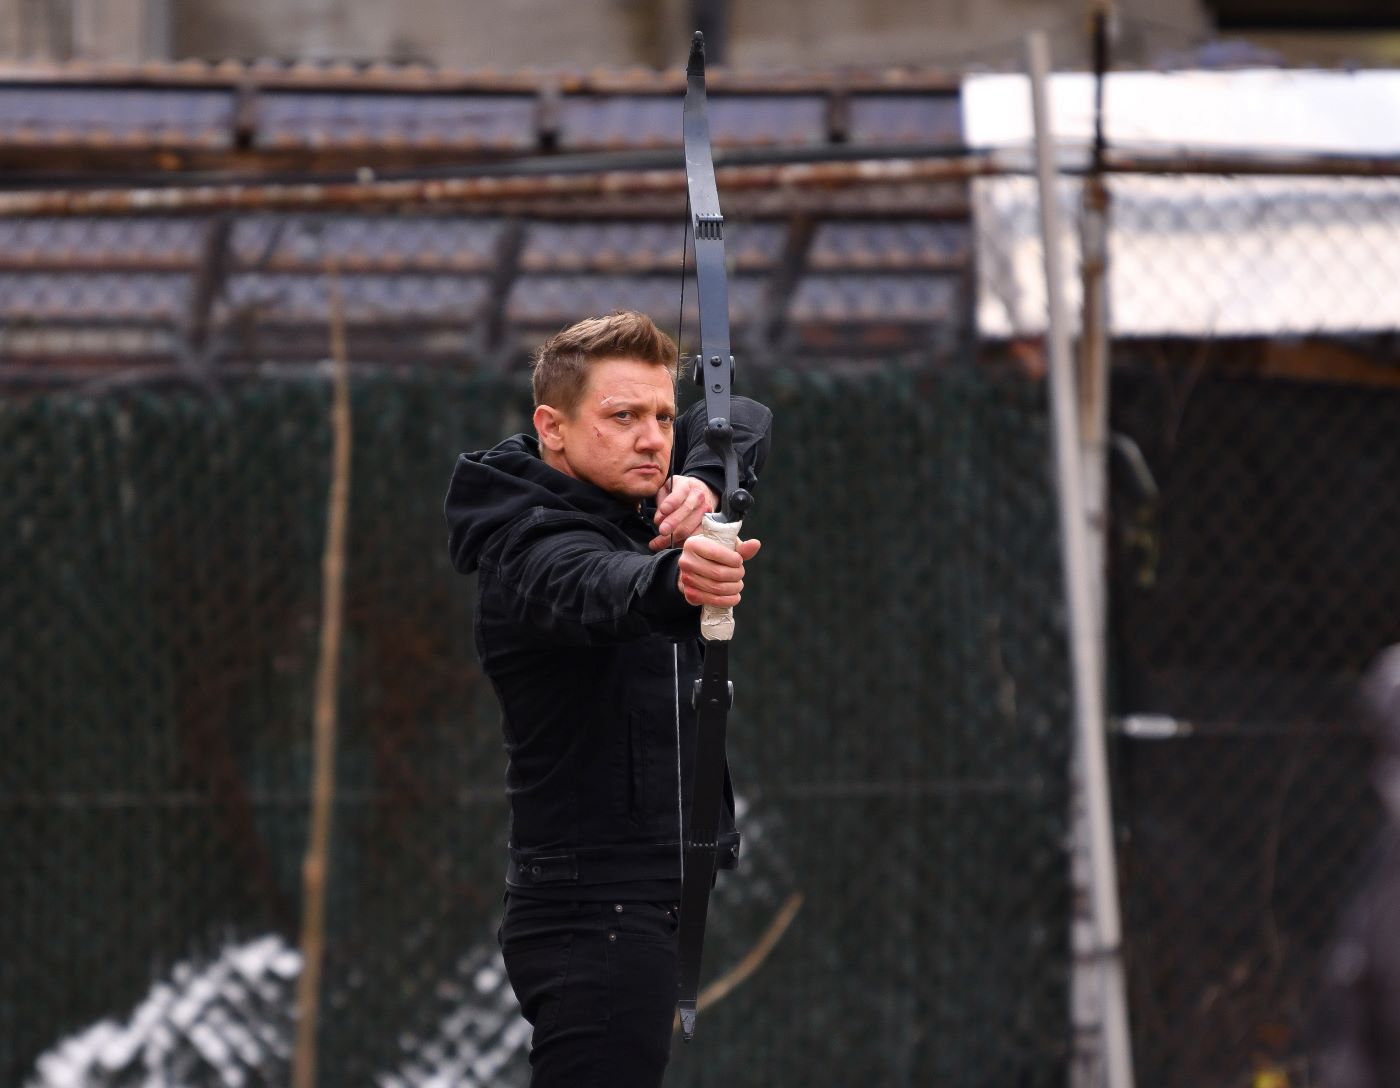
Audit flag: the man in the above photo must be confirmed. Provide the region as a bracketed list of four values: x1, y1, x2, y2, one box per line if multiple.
[443, 310, 771, 1087]
[1314, 646, 1400, 1088]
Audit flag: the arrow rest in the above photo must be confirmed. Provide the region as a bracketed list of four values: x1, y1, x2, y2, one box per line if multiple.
[690, 352, 735, 389]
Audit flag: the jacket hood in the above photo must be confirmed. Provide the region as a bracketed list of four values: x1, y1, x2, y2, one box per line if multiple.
[444, 433, 640, 573]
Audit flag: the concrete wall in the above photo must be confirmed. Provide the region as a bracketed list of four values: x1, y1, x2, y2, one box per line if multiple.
[0, 0, 156, 62]
[730, 0, 1210, 69]
[0, 0, 1215, 71]
[168, 0, 691, 70]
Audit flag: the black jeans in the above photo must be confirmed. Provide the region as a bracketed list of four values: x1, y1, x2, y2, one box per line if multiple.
[499, 894, 680, 1088]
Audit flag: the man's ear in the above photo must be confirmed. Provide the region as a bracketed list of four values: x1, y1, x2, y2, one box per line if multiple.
[533, 403, 566, 452]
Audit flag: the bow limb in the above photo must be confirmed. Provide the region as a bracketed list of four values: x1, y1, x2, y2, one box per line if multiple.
[675, 29, 753, 1043]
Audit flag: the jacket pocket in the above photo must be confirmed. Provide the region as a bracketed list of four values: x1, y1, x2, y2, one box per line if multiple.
[614, 707, 649, 820]
[630, 708, 649, 819]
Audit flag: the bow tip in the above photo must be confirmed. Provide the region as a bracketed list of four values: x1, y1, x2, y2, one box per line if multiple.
[679, 1004, 698, 1042]
[689, 30, 705, 61]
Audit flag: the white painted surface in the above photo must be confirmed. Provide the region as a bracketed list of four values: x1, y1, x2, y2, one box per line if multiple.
[965, 70, 1400, 154]
[965, 71, 1400, 337]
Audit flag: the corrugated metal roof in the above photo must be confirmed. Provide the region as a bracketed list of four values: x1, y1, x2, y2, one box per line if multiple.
[846, 94, 962, 145]
[0, 272, 189, 321]
[558, 94, 829, 151]
[0, 218, 205, 267]
[790, 274, 961, 323]
[503, 273, 766, 329]
[0, 87, 233, 147]
[518, 221, 785, 272]
[0, 63, 971, 369]
[220, 272, 493, 324]
[807, 221, 970, 269]
[230, 216, 507, 272]
[0, 58, 959, 94]
[255, 92, 537, 152]
[0, 63, 962, 159]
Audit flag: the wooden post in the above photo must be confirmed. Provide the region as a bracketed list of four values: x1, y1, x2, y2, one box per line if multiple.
[292, 252, 353, 1088]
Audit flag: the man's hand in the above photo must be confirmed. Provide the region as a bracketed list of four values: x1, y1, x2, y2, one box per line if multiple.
[649, 475, 719, 552]
[677, 533, 762, 608]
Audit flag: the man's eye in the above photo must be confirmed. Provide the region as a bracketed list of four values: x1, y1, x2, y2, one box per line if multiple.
[614, 411, 634, 421]
[658, 414, 674, 426]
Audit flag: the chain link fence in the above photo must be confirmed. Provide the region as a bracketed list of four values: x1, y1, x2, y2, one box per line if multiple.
[7, 144, 1400, 1088]
[1110, 360, 1397, 1088]
[977, 163, 1400, 1087]
[3, 348, 1071, 1084]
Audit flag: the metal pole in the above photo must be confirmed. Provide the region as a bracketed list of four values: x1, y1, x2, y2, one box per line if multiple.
[1026, 30, 1135, 1088]
[1069, 7, 1115, 1083]
[1080, 2, 1112, 626]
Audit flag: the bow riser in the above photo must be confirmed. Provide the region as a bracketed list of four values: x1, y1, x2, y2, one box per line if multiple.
[675, 29, 751, 1044]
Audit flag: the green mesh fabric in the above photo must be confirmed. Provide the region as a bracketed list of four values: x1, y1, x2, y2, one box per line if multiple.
[3, 366, 1070, 1086]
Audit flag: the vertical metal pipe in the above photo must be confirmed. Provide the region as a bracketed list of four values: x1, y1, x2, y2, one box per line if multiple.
[1026, 30, 1136, 1088]
[1080, 4, 1113, 632]
[1070, 10, 1115, 1085]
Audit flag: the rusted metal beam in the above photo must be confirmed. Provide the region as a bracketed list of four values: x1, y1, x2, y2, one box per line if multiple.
[0, 58, 962, 95]
[1102, 148, 1400, 177]
[0, 154, 1003, 217]
[4, 144, 1398, 220]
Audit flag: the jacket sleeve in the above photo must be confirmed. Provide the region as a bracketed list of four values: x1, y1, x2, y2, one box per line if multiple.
[672, 394, 773, 504]
[484, 515, 699, 646]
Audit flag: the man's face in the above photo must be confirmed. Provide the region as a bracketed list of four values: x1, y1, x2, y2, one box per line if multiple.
[536, 356, 675, 503]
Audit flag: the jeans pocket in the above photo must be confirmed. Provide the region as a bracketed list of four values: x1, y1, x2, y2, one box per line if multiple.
[604, 905, 679, 1071]
[607, 901, 679, 944]
[502, 932, 574, 1039]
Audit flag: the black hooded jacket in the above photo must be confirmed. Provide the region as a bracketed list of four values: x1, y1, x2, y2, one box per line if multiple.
[444, 396, 772, 898]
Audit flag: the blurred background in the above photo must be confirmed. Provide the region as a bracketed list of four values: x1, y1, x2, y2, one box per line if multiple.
[3, 1, 1400, 1086]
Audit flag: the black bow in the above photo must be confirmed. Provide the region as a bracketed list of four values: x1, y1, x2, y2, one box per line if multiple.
[674, 29, 753, 1043]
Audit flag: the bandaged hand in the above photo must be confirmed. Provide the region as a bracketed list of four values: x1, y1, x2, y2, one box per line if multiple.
[677, 530, 761, 609]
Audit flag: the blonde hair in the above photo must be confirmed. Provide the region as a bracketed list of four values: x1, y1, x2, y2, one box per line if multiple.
[532, 311, 677, 416]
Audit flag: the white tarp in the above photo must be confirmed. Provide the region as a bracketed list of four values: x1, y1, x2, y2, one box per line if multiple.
[963, 70, 1400, 337]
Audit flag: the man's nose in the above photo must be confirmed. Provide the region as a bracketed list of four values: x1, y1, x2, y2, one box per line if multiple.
[637, 417, 667, 450]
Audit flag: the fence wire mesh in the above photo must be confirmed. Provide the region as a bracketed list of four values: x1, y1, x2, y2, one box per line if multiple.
[3, 360, 1070, 1086]
[5, 151, 1400, 1088]
[976, 164, 1400, 1086]
[1108, 362, 1399, 1088]
[976, 174, 1400, 340]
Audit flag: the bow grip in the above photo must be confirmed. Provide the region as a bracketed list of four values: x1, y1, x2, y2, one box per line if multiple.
[696, 513, 742, 641]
